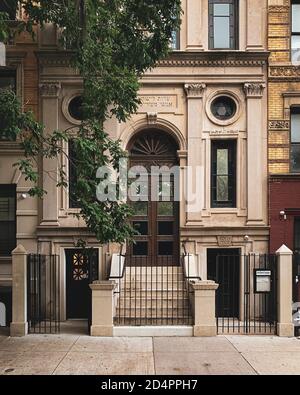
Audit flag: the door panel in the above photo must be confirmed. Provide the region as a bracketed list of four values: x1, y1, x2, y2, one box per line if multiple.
[207, 249, 240, 318]
[66, 249, 99, 319]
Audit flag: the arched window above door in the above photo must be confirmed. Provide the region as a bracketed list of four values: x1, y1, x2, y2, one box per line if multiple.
[129, 130, 178, 158]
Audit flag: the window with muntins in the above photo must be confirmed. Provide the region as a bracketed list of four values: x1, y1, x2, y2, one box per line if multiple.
[0, 185, 16, 256]
[209, 0, 238, 50]
[170, 30, 180, 50]
[292, 0, 300, 63]
[68, 140, 80, 209]
[211, 140, 236, 208]
[291, 107, 300, 172]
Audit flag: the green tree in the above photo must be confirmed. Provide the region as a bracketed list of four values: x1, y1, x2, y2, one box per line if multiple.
[0, 0, 182, 245]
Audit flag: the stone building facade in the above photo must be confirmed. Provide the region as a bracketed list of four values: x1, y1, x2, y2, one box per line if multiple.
[0, 1, 276, 329]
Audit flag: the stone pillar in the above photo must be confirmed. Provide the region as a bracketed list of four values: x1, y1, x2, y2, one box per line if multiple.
[192, 281, 219, 337]
[184, 84, 206, 225]
[10, 245, 28, 337]
[276, 245, 294, 337]
[246, 0, 265, 51]
[244, 82, 266, 225]
[39, 81, 61, 227]
[186, 0, 203, 51]
[89, 281, 117, 337]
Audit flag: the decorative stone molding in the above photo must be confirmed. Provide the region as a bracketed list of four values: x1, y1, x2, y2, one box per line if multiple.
[39, 81, 61, 98]
[147, 112, 158, 125]
[268, 5, 290, 13]
[269, 66, 300, 80]
[269, 120, 290, 130]
[184, 83, 206, 99]
[217, 236, 233, 248]
[244, 83, 266, 98]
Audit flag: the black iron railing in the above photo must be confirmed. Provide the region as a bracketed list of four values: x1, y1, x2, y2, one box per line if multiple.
[215, 254, 278, 335]
[27, 254, 60, 334]
[113, 255, 193, 326]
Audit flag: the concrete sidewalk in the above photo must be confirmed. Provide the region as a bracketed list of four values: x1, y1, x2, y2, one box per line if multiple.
[0, 331, 300, 375]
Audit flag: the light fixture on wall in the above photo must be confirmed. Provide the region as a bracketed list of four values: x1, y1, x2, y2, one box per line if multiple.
[20, 193, 29, 200]
[280, 211, 287, 221]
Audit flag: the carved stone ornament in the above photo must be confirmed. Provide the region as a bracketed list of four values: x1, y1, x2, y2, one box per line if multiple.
[244, 83, 266, 98]
[217, 236, 233, 248]
[184, 83, 207, 98]
[147, 112, 158, 125]
[269, 120, 290, 130]
[39, 82, 61, 98]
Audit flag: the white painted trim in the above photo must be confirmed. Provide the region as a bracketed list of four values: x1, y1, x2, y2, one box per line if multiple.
[113, 326, 194, 337]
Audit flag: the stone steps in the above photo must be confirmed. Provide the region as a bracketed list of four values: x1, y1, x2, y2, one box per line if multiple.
[115, 265, 193, 324]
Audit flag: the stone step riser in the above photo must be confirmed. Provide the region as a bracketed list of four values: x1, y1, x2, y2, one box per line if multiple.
[118, 301, 190, 309]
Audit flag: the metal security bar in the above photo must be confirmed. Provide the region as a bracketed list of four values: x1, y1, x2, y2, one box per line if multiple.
[27, 254, 60, 334]
[216, 254, 277, 335]
[293, 252, 300, 337]
[113, 255, 193, 326]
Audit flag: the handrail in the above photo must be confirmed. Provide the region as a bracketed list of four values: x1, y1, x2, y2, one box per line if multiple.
[182, 253, 202, 282]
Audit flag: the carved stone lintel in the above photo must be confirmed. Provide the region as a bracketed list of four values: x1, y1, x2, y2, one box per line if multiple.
[147, 112, 158, 125]
[39, 81, 61, 98]
[244, 83, 266, 98]
[217, 236, 233, 248]
[184, 83, 206, 99]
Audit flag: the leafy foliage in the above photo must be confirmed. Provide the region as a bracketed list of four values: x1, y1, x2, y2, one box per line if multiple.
[0, 0, 182, 245]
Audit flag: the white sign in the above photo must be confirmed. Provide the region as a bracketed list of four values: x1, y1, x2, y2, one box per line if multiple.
[255, 270, 272, 293]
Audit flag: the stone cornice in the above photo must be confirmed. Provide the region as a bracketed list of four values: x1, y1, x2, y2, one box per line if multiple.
[36, 49, 269, 69]
[159, 51, 269, 68]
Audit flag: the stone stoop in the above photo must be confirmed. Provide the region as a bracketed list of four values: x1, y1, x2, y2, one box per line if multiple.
[114, 266, 193, 326]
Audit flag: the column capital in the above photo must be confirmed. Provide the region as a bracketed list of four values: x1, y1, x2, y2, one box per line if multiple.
[184, 83, 206, 99]
[244, 82, 266, 98]
[39, 81, 61, 98]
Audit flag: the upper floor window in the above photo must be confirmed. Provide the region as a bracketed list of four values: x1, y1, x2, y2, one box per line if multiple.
[0, 69, 17, 141]
[292, 1, 300, 63]
[0, 69, 16, 92]
[170, 30, 180, 50]
[211, 140, 236, 208]
[209, 0, 238, 50]
[291, 107, 300, 172]
[0, 1, 18, 20]
[0, 185, 16, 256]
[68, 139, 80, 209]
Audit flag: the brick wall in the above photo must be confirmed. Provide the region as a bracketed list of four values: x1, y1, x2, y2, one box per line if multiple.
[270, 177, 300, 252]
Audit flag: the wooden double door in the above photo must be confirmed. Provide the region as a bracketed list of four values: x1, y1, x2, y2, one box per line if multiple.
[128, 130, 180, 266]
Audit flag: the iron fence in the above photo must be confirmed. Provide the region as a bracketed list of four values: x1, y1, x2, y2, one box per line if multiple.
[214, 254, 277, 335]
[113, 255, 193, 326]
[27, 254, 60, 334]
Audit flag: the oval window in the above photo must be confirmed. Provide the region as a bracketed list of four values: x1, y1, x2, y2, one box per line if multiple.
[68, 96, 84, 121]
[211, 96, 237, 121]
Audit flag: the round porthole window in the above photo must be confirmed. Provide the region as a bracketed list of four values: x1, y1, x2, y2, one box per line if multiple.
[211, 96, 237, 121]
[68, 96, 84, 121]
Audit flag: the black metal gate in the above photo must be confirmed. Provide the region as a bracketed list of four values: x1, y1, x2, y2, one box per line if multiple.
[293, 252, 300, 336]
[212, 253, 278, 335]
[27, 254, 60, 334]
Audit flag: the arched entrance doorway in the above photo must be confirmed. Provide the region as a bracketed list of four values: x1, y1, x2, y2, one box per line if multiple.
[127, 129, 180, 266]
